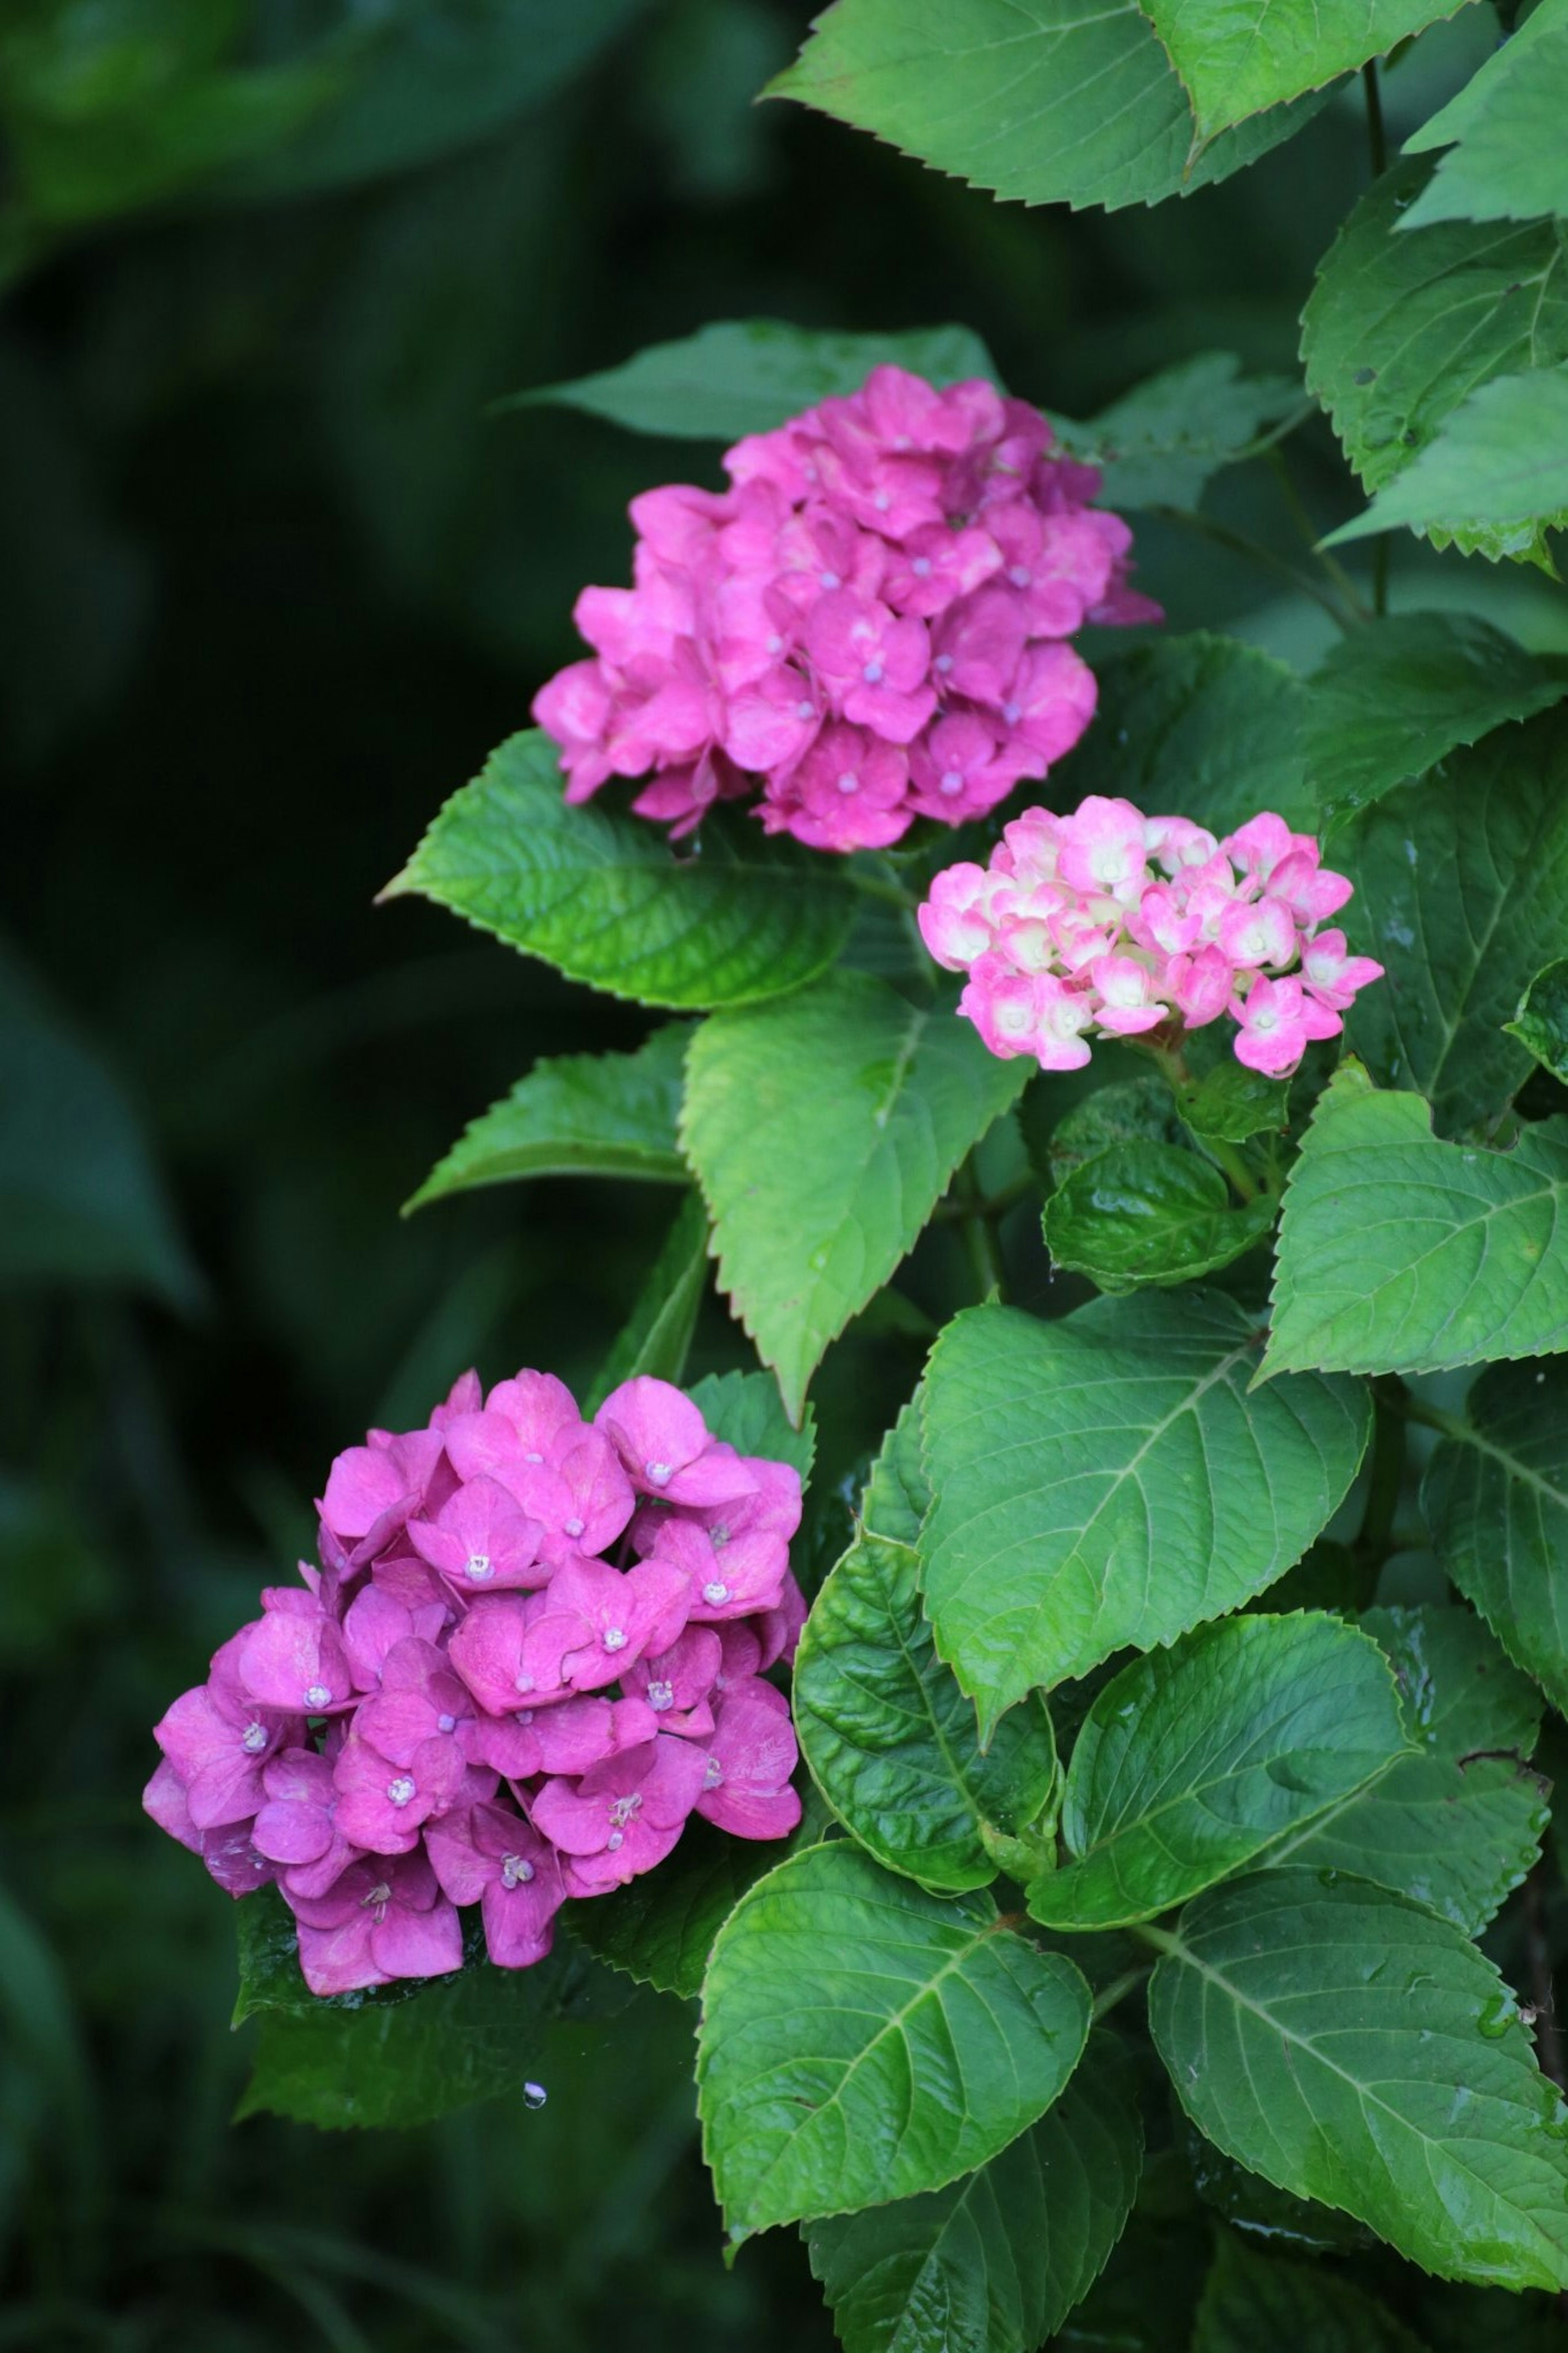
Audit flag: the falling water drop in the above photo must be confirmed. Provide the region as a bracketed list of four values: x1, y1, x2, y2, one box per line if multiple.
[523, 2081, 548, 2110]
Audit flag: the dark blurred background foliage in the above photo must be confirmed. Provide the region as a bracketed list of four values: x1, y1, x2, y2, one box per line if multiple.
[3, 4, 1566, 2346]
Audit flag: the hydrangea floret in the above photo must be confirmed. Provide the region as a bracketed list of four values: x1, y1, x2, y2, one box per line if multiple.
[532, 365, 1159, 852]
[144, 1370, 804, 1995]
[919, 797, 1384, 1078]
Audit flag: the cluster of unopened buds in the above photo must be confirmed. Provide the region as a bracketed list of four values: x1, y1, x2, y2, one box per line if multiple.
[145, 1372, 804, 1996]
[920, 797, 1384, 1078]
[532, 364, 1158, 852]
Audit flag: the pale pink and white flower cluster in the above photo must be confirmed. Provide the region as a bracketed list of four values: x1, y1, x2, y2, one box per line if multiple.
[532, 365, 1157, 852]
[919, 798, 1384, 1077]
[145, 1370, 803, 1996]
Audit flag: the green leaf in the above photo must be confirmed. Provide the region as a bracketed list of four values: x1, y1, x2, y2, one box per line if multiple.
[1054, 635, 1313, 833]
[503, 319, 999, 438]
[794, 1531, 1058, 1892]
[683, 972, 1027, 1420]
[1262, 1067, 1568, 1379]
[0, 946, 200, 1308]
[565, 1813, 817, 2000]
[1147, 1869, 1568, 2291]
[766, 0, 1330, 215]
[1176, 1061, 1290, 1146]
[920, 1292, 1370, 1732]
[1335, 709, 1568, 1131]
[1505, 958, 1568, 1082]
[696, 1842, 1092, 2237]
[1306, 612, 1568, 834]
[1052, 353, 1298, 511]
[384, 731, 854, 1013]
[1275, 1605, 1547, 1934]
[405, 1024, 690, 1211]
[1193, 2229, 1430, 2353]
[581, 1191, 709, 1416]
[1027, 1613, 1408, 1931]
[1423, 1364, 1568, 1715]
[806, 2031, 1142, 2353]
[237, 1936, 598, 2130]
[1043, 1142, 1277, 1293]
[862, 1394, 932, 1548]
[1327, 363, 1568, 554]
[686, 1367, 817, 1486]
[1403, 0, 1568, 231]
[1141, 0, 1453, 139]
[1038, 1075, 1187, 1185]
[1301, 163, 1568, 568]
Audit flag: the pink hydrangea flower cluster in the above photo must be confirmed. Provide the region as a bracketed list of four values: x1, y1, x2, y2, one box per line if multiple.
[919, 798, 1384, 1078]
[532, 365, 1158, 852]
[145, 1370, 804, 1997]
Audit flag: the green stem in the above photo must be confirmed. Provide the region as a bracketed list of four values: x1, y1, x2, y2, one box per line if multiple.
[1265, 449, 1372, 622]
[1362, 58, 1389, 181]
[954, 1153, 1007, 1303]
[1091, 1964, 1154, 2023]
[846, 868, 918, 910]
[1201, 1132, 1263, 1204]
[1152, 506, 1362, 631]
[935, 1172, 1038, 1224]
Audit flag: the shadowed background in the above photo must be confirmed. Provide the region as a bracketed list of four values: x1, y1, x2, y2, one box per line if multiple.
[0, 4, 1553, 2345]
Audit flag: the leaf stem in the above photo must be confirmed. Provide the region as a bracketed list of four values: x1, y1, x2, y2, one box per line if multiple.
[1201, 1132, 1264, 1204]
[953, 1152, 1008, 1303]
[1150, 506, 1362, 631]
[1091, 1963, 1154, 2022]
[1264, 448, 1372, 622]
[1362, 58, 1389, 181]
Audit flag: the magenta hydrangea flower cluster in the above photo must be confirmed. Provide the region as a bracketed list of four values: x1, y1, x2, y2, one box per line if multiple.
[919, 796, 1384, 1078]
[532, 365, 1159, 853]
[144, 1371, 804, 1996]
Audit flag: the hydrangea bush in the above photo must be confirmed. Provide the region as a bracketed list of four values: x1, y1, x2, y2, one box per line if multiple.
[156, 11, 1568, 2347]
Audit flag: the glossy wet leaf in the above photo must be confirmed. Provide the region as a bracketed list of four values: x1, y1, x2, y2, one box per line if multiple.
[920, 1292, 1369, 1732]
[1148, 1869, 1568, 2290]
[1141, 0, 1451, 138]
[384, 730, 854, 1013]
[1506, 959, 1568, 1083]
[1423, 1365, 1568, 1716]
[683, 970, 1027, 1419]
[795, 1531, 1058, 1891]
[1335, 709, 1568, 1130]
[505, 318, 998, 438]
[1305, 612, 1567, 834]
[767, 0, 1329, 214]
[1275, 1605, 1547, 1934]
[806, 2032, 1142, 2353]
[1193, 2228, 1429, 2353]
[1055, 634, 1312, 833]
[1027, 1613, 1408, 1930]
[1263, 1067, 1568, 1379]
[1043, 1140, 1276, 1293]
[1302, 162, 1568, 568]
[696, 1842, 1091, 2237]
[1176, 1062, 1290, 1146]
[1402, 0, 1568, 231]
[405, 1023, 690, 1211]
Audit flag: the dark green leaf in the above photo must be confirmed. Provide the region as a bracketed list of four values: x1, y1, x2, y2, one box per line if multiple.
[581, 1191, 709, 1415]
[767, 0, 1329, 214]
[1142, 0, 1450, 138]
[920, 1292, 1370, 1732]
[1336, 709, 1568, 1130]
[1404, 1, 1568, 232]
[1276, 1605, 1547, 1934]
[1505, 958, 1568, 1083]
[1043, 1141, 1277, 1292]
[696, 1842, 1092, 2237]
[1192, 2229, 1430, 2353]
[806, 2031, 1142, 2353]
[1054, 635, 1312, 833]
[686, 1367, 817, 1486]
[1423, 1365, 1568, 1715]
[1302, 162, 1568, 567]
[1053, 353, 1298, 511]
[794, 1531, 1058, 1891]
[1327, 364, 1568, 552]
[384, 731, 855, 1013]
[1262, 1066, 1568, 1378]
[682, 971, 1027, 1420]
[405, 1024, 690, 1211]
[1306, 612, 1567, 834]
[1148, 1870, 1568, 2290]
[1041, 1075, 1187, 1184]
[1177, 1061, 1290, 1146]
[1027, 1612, 1408, 1930]
[565, 1814, 813, 2001]
[504, 319, 999, 438]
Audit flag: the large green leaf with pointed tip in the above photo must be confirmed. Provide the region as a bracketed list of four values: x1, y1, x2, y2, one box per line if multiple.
[920, 1292, 1369, 1733]
[1423, 1367, 1568, 1716]
[696, 1843, 1091, 2237]
[1149, 1870, 1568, 2291]
[1141, 0, 1456, 140]
[1192, 2230, 1429, 2353]
[1403, 0, 1568, 231]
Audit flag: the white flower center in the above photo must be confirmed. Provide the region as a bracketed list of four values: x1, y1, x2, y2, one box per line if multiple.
[602, 1626, 628, 1652]
[465, 1554, 494, 1581]
[241, 1722, 268, 1754]
[704, 1756, 724, 1789]
[646, 1679, 675, 1711]
[702, 1581, 730, 1606]
[386, 1775, 416, 1808]
[608, 1793, 643, 1829]
[501, 1853, 534, 1889]
[305, 1684, 331, 1710]
[645, 1461, 672, 1488]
